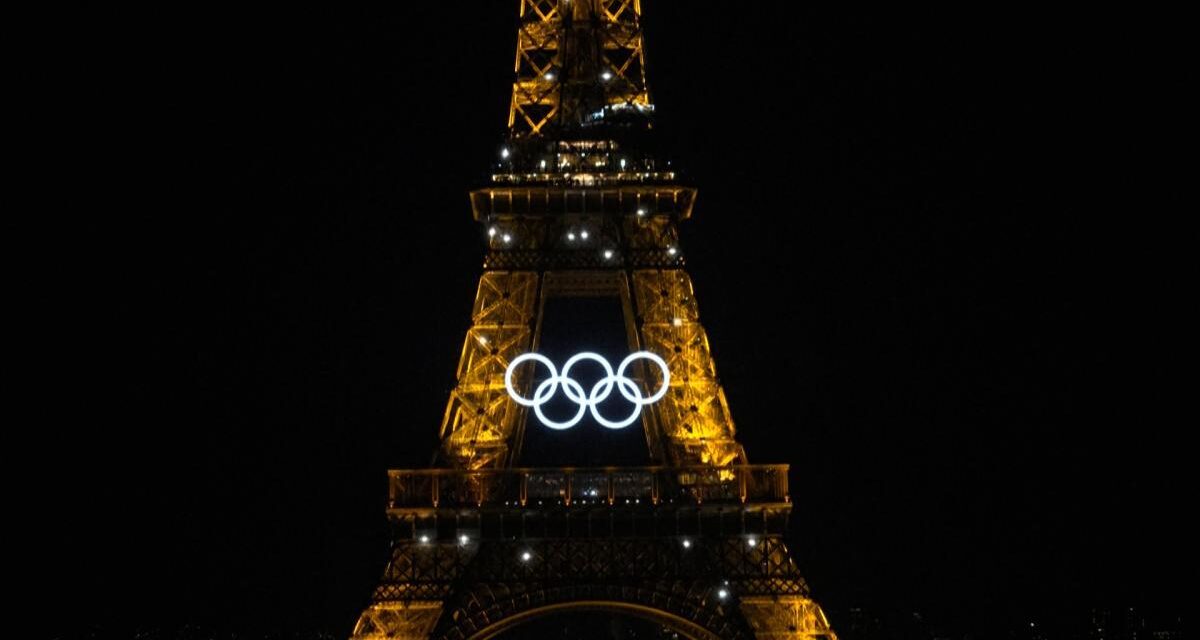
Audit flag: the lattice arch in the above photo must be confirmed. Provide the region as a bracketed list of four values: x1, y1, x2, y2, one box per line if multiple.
[432, 582, 745, 640]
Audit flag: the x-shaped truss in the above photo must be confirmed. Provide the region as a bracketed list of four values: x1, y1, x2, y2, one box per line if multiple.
[510, 0, 650, 136]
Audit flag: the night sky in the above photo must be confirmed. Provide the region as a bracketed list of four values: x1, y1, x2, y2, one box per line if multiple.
[41, 3, 1190, 638]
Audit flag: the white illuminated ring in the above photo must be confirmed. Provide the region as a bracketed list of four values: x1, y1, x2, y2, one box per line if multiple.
[504, 351, 671, 430]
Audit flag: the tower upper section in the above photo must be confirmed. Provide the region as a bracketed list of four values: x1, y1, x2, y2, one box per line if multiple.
[510, 0, 651, 137]
[446, 0, 742, 472]
[494, 0, 675, 188]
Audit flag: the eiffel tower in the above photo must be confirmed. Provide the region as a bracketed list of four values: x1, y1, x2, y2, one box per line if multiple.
[351, 2, 838, 638]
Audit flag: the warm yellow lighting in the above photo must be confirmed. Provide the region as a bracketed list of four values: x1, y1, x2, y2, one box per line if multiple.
[354, 4, 845, 636]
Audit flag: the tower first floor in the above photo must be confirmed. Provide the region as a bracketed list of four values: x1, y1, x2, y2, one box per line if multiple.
[351, 465, 837, 639]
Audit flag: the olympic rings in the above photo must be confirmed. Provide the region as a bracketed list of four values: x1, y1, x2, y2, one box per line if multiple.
[504, 351, 671, 430]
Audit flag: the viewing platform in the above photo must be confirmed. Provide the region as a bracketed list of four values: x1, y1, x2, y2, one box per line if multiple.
[386, 465, 795, 540]
[390, 464, 788, 510]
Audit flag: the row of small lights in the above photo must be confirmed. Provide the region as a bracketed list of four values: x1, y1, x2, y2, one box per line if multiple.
[497, 498, 654, 506]
[415, 534, 752, 600]
[500, 497, 706, 506]
[554, 157, 629, 170]
[487, 225, 677, 258]
[419, 534, 756, 549]
[521, 157, 633, 169]
[487, 227, 514, 244]
[511, 537, 752, 602]
[486, 208, 649, 224]
[416, 535, 758, 550]
[539, 70, 614, 82]
[417, 534, 472, 546]
[501, 148, 648, 174]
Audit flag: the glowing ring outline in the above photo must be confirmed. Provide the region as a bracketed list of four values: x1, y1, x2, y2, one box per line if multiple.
[504, 353, 556, 407]
[617, 351, 671, 404]
[504, 351, 671, 430]
[533, 376, 587, 430]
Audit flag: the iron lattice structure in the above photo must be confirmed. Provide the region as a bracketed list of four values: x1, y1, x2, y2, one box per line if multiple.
[509, 0, 651, 136]
[353, 2, 838, 638]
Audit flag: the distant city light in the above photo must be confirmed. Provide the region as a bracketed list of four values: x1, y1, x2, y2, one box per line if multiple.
[500, 147, 510, 159]
[717, 589, 728, 599]
[459, 534, 469, 545]
[521, 551, 532, 562]
[502, 234, 512, 243]
[667, 246, 678, 255]
[601, 71, 613, 81]
[604, 250, 614, 260]
[488, 227, 497, 237]
[580, 230, 589, 240]
[682, 539, 692, 549]
[419, 535, 429, 544]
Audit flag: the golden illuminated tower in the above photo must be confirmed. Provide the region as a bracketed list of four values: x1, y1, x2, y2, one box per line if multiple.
[351, 2, 838, 638]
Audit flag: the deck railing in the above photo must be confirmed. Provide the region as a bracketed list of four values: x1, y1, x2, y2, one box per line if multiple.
[388, 465, 789, 510]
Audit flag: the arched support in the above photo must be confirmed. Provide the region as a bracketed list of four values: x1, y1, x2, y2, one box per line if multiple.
[470, 600, 722, 640]
[432, 581, 751, 639]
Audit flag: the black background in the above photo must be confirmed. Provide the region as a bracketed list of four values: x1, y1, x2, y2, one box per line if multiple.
[34, 3, 1191, 638]
[518, 297, 654, 468]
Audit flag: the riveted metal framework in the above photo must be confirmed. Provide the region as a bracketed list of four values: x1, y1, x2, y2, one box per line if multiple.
[353, 467, 834, 639]
[509, 0, 651, 136]
[353, 2, 838, 637]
